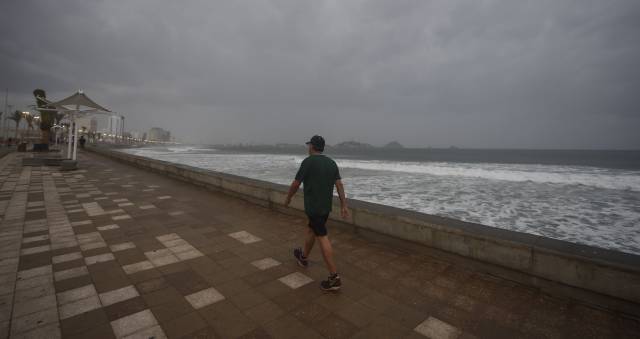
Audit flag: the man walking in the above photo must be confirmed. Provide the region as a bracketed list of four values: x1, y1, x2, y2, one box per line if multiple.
[284, 135, 349, 291]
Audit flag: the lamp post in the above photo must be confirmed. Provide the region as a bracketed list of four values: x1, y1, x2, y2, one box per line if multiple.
[5, 104, 13, 141]
[33, 116, 40, 141]
[67, 114, 73, 159]
[22, 111, 30, 141]
[121, 116, 125, 144]
[2, 89, 7, 142]
[72, 105, 80, 161]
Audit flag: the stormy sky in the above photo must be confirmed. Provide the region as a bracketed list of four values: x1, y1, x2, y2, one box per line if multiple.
[1, 0, 639, 149]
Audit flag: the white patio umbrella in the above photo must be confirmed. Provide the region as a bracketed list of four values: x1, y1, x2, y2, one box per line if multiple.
[47, 90, 112, 161]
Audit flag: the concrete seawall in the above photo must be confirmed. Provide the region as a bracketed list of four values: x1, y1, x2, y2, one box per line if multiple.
[87, 146, 640, 310]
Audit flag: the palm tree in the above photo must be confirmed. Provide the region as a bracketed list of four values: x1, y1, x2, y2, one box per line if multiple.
[25, 114, 34, 130]
[8, 110, 22, 140]
[33, 89, 57, 146]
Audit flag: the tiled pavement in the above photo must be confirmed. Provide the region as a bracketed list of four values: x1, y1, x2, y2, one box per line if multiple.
[0, 151, 638, 339]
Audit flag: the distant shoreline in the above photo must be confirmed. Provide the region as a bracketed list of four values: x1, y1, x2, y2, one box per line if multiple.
[107, 143, 640, 170]
[199, 144, 640, 170]
[209, 144, 640, 153]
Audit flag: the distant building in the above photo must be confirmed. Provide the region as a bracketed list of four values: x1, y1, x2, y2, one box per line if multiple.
[130, 131, 145, 140]
[75, 116, 98, 133]
[147, 127, 171, 142]
[107, 115, 123, 136]
[91, 118, 98, 132]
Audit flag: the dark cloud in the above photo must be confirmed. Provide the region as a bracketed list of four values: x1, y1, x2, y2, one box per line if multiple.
[1, 0, 639, 148]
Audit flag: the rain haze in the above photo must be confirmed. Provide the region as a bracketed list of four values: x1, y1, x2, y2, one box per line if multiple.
[1, 0, 639, 149]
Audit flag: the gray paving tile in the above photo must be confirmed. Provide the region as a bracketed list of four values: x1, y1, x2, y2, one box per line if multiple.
[97, 224, 120, 231]
[228, 231, 262, 244]
[79, 241, 107, 251]
[161, 239, 188, 248]
[13, 294, 56, 318]
[54, 266, 88, 281]
[110, 309, 158, 338]
[17, 265, 52, 280]
[85, 253, 116, 265]
[184, 287, 225, 309]
[22, 235, 49, 244]
[14, 284, 55, 304]
[11, 321, 60, 339]
[251, 258, 281, 270]
[59, 295, 101, 320]
[20, 245, 50, 256]
[122, 324, 166, 339]
[52, 252, 83, 264]
[167, 244, 194, 254]
[414, 316, 462, 339]
[57, 284, 97, 305]
[156, 234, 180, 243]
[175, 250, 204, 261]
[122, 261, 154, 275]
[112, 215, 132, 221]
[99, 285, 139, 306]
[110, 242, 136, 252]
[278, 272, 313, 289]
[10, 307, 58, 335]
[15, 275, 53, 291]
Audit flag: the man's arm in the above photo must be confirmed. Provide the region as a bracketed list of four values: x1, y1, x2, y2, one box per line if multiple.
[335, 179, 350, 219]
[284, 180, 301, 207]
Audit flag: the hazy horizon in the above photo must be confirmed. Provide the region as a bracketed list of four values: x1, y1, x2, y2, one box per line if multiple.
[198, 141, 640, 151]
[2, 1, 639, 150]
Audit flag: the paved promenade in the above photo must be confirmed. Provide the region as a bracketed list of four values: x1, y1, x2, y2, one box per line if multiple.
[0, 151, 638, 339]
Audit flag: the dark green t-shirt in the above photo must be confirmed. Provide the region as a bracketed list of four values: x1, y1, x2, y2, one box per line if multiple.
[295, 154, 341, 216]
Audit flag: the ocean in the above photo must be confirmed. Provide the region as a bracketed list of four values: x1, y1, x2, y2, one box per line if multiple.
[120, 145, 640, 255]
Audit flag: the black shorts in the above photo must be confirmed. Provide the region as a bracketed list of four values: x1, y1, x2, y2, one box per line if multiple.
[307, 214, 329, 236]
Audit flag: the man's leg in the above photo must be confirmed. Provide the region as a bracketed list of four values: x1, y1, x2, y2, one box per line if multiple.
[317, 235, 337, 274]
[303, 228, 315, 258]
[294, 222, 315, 268]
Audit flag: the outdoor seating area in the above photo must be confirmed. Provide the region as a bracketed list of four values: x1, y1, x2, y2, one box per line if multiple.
[2, 90, 118, 170]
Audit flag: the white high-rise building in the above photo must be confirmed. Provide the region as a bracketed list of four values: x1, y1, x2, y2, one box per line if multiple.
[107, 115, 122, 136]
[147, 127, 171, 141]
[75, 116, 98, 132]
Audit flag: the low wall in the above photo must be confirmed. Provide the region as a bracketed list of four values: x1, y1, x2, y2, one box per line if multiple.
[87, 146, 640, 308]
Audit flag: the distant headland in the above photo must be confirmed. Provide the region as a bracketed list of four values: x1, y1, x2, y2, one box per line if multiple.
[216, 140, 405, 150]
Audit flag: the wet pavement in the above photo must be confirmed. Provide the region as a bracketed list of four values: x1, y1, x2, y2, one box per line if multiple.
[0, 151, 638, 339]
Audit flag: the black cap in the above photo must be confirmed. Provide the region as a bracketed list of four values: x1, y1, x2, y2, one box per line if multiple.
[305, 135, 325, 151]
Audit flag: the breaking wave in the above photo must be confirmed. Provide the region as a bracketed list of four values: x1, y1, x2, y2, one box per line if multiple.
[335, 159, 640, 192]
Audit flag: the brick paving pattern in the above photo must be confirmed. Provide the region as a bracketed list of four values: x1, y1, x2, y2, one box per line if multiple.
[0, 151, 638, 338]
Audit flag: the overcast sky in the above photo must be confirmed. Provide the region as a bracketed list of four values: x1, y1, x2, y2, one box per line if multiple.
[1, 0, 639, 149]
